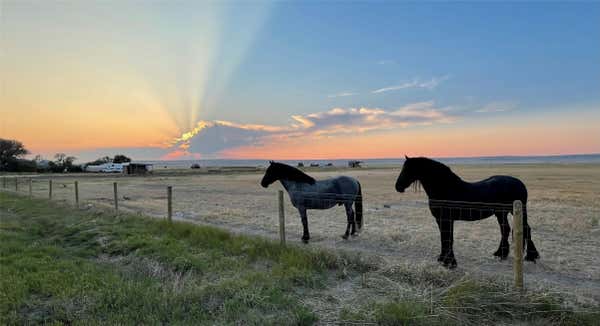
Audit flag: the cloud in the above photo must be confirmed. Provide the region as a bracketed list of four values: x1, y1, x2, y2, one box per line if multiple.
[475, 102, 517, 113]
[327, 91, 357, 98]
[167, 101, 455, 158]
[372, 75, 450, 93]
[377, 60, 396, 65]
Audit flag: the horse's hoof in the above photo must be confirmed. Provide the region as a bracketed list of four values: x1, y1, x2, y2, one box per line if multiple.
[302, 239, 309, 244]
[493, 247, 509, 260]
[525, 252, 539, 262]
[351, 233, 359, 237]
[341, 234, 349, 240]
[493, 252, 509, 260]
[439, 255, 457, 269]
[441, 260, 457, 269]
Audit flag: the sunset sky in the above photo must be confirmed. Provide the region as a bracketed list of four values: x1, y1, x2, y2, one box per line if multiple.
[2, 1, 599, 161]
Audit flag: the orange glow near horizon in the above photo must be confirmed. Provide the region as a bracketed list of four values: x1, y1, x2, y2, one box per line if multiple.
[219, 113, 600, 160]
[3, 105, 600, 160]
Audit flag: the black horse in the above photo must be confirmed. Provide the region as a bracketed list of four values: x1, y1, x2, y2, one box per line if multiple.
[395, 156, 539, 268]
[261, 161, 363, 243]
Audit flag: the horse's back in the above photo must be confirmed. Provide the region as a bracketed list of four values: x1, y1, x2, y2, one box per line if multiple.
[467, 175, 527, 203]
[315, 175, 359, 196]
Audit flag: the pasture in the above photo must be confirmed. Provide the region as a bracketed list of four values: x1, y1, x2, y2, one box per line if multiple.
[2, 163, 600, 323]
[1, 193, 598, 325]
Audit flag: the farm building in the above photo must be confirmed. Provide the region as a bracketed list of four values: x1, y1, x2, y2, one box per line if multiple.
[348, 160, 363, 168]
[125, 163, 153, 175]
[85, 163, 128, 173]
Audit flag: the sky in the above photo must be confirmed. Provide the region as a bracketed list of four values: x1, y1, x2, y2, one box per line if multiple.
[1, 1, 599, 162]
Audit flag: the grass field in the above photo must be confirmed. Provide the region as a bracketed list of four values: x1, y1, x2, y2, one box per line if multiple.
[6, 163, 600, 304]
[1, 192, 598, 325]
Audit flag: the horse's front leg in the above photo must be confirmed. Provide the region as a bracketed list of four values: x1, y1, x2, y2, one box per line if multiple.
[299, 206, 310, 243]
[435, 214, 457, 269]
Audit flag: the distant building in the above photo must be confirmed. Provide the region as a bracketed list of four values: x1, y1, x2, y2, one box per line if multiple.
[85, 163, 128, 173]
[124, 163, 153, 175]
[348, 160, 363, 168]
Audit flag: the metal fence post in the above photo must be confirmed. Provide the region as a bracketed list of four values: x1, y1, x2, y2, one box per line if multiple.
[278, 190, 286, 246]
[167, 186, 172, 222]
[49, 180, 52, 199]
[28, 178, 32, 197]
[15, 177, 18, 192]
[513, 200, 524, 290]
[2, 176, 6, 189]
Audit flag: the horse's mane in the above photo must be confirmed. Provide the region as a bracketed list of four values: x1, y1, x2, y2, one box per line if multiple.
[413, 157, 461, 181]
[270, 162, 316, 184]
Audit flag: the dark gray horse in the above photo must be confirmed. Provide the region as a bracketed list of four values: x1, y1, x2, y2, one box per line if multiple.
[260, 161, 363, 243]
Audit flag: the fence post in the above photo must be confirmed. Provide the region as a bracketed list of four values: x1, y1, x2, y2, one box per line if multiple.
[49, 180, 52, 199]
[2, 176, 6, 189]
[513, 200, 524, 290]
[28, 178, 32, 197]
[113, 182, 119, 214]
[15, 177, 18, 192]
[167, 186, 172, 222]
[278, 190, 286, 246]
[74, 181, 79, 208]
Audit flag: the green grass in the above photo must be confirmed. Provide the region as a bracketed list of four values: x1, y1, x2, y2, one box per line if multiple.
[0, 193, 343, 324]
[1, 192, 599, 325]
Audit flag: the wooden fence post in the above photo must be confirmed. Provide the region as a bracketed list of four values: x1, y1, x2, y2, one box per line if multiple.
[167, 186, 172, 222]
[28, 178, 32, 197]
[49, 180, 52, 199]
[513, 200, 524, 290]
[15, 177, 18, 192]
[2, 176, 6, 189]
[278, 190, 286, 246]
[113, 182, 119, 214]
[74, 181, 79, 208]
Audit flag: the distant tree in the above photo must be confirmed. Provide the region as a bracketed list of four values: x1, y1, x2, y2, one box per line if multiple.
[113, 154, 131, 163]
[0, 138, 29, 171]
[86, 156, 113, 166]
[51, 153, 78, 172]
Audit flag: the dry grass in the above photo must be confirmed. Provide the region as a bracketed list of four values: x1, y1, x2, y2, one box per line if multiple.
[7, 163, 600, 307]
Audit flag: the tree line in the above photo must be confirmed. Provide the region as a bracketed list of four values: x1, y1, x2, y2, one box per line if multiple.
[0, 138, 131, 173]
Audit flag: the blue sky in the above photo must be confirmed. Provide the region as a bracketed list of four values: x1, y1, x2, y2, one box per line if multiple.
[218, 2, 600, 123]
[2, 1, 599, 160]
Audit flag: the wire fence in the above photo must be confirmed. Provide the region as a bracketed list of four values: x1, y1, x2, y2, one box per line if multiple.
[2, 174, 600, 304]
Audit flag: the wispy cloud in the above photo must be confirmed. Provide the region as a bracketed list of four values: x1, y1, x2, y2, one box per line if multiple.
[475, 102, 517, 113]
[377, 60, 396, 65]
[167, 101, 455, 158]
[372, 75, 450, 94]
[327, 91, 357, 98]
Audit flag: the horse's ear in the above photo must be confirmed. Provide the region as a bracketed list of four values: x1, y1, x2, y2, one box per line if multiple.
[269, 160, 274, 164]
[405, 155, 410, 160]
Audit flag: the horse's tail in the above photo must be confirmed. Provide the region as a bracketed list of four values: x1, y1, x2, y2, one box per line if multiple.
[355, 182, 363, 230]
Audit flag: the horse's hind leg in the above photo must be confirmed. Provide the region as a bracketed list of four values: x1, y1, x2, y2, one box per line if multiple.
[342, 203, 355, 240]
[493, 211, 510, 260]
[523, 205, 540, 262]
[299, 207, 310, 243]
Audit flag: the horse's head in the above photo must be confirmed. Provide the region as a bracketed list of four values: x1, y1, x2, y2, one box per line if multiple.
[395, 155, 419, 192]
[260, 161, 278, 188]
